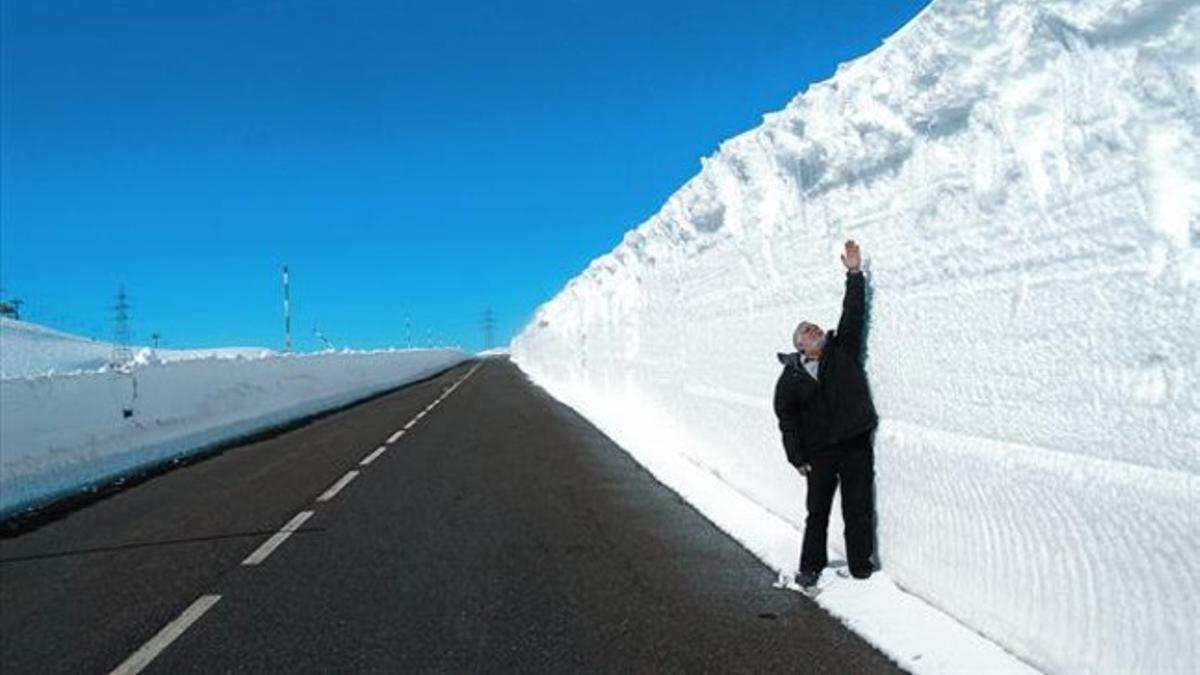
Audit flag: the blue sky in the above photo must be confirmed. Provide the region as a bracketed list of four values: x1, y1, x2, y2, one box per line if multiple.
[2, 0, 928, 351]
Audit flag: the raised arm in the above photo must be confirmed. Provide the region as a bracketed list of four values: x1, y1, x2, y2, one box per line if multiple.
[836, 240, 866, 355]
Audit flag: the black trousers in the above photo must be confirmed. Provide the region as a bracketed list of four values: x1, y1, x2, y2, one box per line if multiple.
[800, 431, 875, 575]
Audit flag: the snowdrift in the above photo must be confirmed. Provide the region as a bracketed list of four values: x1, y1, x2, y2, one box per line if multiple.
[512, 0, 1198, 673]
[1, 339, 469, 515]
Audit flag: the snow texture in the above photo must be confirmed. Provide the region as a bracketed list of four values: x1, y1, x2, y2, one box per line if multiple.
[476, 347, 512, 357]
[0, 318, 273, 378]
[512, 1, 1199, 673]
[0, 320, 469, 515]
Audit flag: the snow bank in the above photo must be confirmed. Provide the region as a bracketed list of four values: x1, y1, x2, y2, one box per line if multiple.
[0, 317, 273, 378]
[512, 0, 1198, 673]
[1, 333, 469, 515]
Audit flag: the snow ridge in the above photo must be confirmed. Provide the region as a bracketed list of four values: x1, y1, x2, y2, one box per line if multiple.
[513, 0, 1198, 673]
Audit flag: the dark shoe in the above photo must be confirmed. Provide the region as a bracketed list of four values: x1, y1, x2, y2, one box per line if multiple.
[797, 569, 820, 588]
[849, 565, 874, 580]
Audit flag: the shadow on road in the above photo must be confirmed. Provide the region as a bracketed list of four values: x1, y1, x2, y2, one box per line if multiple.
[0, 527, 324, 564]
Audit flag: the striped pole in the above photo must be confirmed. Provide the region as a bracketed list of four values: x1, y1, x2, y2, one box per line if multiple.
[282, 265, 292, 352]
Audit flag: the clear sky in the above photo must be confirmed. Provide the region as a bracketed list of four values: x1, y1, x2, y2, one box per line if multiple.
[2, 0, 928, 352]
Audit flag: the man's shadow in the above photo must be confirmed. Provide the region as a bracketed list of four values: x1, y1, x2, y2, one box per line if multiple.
[861, 271, 882, 573]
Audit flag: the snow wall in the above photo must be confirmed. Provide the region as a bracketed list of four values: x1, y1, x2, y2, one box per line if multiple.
[0, 349, 469, 515]
[512, 1, 1198, 673]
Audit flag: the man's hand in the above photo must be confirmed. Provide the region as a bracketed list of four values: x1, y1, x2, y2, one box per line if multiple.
[841, 239, 862, 272]
[796, 463, 812, 476]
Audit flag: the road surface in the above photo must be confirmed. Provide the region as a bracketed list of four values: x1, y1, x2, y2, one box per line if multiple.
[0, 359, 902, 674]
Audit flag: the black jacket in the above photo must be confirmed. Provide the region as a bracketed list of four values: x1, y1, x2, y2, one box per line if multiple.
[773, 272, 878, 466]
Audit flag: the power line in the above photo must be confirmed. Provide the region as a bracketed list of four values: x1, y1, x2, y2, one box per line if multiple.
[482, 307, 495, 350]
[112, 284, 132, 366]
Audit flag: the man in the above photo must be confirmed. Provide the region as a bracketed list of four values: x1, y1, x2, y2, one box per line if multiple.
[773, 239, 878, 589]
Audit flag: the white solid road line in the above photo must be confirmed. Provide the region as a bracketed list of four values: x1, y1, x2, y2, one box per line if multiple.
[242, 511, 315, 566]
[360, 445, 388, 466]
[317, 470, 360, 502]
[108, 594, 221, 675]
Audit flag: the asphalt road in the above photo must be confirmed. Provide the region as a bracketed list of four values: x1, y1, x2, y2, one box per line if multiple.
[0, 358, 903, 674]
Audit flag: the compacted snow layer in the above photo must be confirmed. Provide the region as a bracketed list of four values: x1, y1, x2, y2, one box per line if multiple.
[0, 336, 468, 514]
[513, 0, 1199, 673]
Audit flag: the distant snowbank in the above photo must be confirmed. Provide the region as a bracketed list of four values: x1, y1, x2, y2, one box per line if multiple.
[0, 317, 273, 379]
[0, 334, 469, 514]
[513, 0, 1198, 674]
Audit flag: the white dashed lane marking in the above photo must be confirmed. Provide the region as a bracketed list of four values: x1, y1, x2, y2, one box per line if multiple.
[108, 595, 221, 675]
[360, 446, 388, 466]
[242, 511, 315, 566]
[245, 364, 481, 565]
[384, 362, 480, 445]
[112, 364, 486, 675]
[317, 470, 360, 502]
